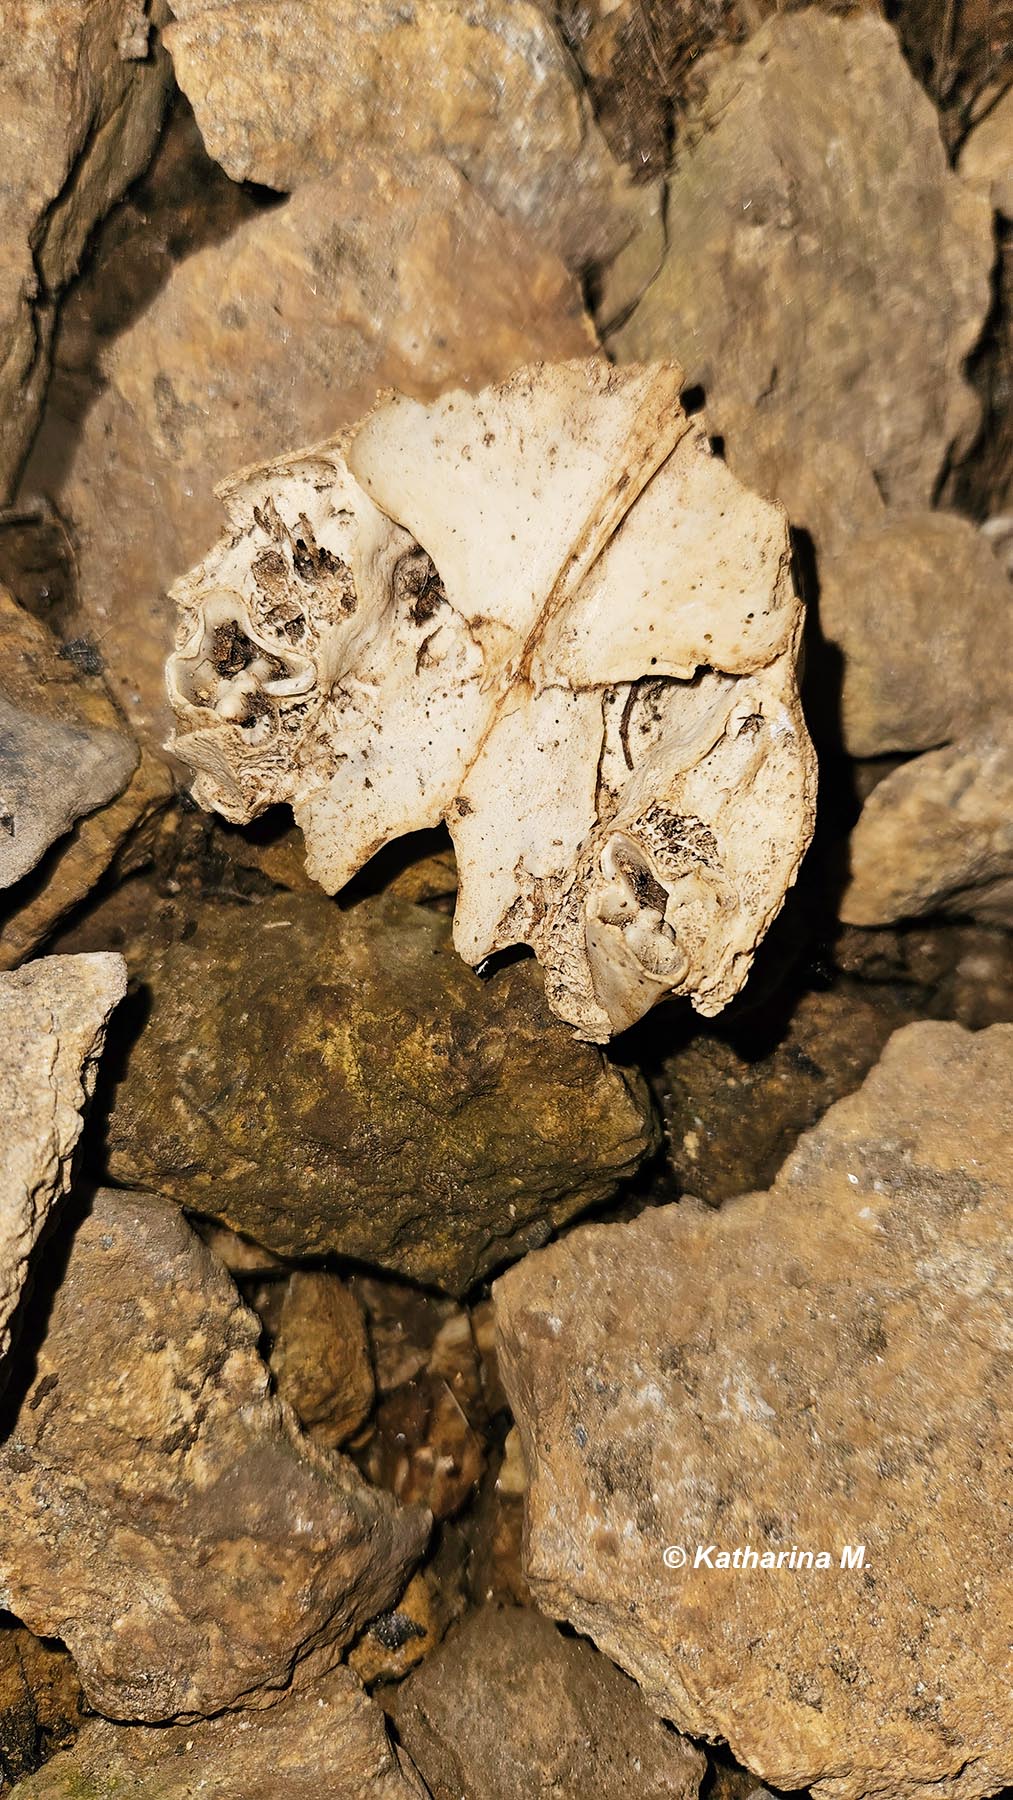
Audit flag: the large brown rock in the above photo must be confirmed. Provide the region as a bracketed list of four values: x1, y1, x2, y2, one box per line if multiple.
[816, 512, 1013, 757]
[0, 1, 169, 501]
[495, 1022, 1013, 1800]
[392, 1603, 706, 1800]
[609, 13, 992, 556]
[842, 716, 1013, 927]
[163, 0, 648, 271]
[59, 154, 594, 749]
[9, 1664, 426, 1798]
[106, 894, 655, 1292]
[0, 952, 125, 1370]
[0, 1187, 428, 1721]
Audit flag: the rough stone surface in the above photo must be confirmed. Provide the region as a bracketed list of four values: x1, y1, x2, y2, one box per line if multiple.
[0, 1, 169, 501]
[163, 0, 649, 271]
[815, 511, 1013, 757]
[9, 1664, 426, 1798]
[0, 587, 138, 892]
[842, 716, 1013, 926]
[0, 952, 125, 1369]
[166, 360, 816, 1038]
[270, 1271, 375, 1448]
[391, 1603, 706, 1800]
[59, 156, 593, 749]
[0, 749, 172, 971]
[660, 979, 925, 1203]
[495, 1023, 1013, 1800]
[959, 87, 1013, 217]
[0, 1624, 83, 1789]
[0, 702, 137, 894]
[610, 13, 993, 556]
[105, 893, 656, 1291]
[0, 1187, 428, 1721]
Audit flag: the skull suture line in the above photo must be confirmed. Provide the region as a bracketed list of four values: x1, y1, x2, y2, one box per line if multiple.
[167, 361, 816, 1041]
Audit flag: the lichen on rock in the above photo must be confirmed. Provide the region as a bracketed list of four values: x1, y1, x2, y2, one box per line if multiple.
[167, 360, 816, 1040]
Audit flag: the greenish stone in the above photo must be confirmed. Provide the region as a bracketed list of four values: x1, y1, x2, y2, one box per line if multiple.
[107, 894, 655, 1292]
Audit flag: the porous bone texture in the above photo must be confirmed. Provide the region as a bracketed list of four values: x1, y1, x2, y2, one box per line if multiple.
[168, 361, 816, 1039]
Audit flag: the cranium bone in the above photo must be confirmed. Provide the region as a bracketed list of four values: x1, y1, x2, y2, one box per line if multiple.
[167, 361, 816, 1040]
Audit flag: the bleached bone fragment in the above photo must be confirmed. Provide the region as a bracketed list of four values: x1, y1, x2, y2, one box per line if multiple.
[167, 361, 816, 1040]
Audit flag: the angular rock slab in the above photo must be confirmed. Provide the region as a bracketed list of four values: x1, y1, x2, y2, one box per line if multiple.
[392, 1602, 705, 1800]
[105, 894, 655, 1291]
[842, 715, 1013, 927]
[0, 700, 138, 892]
[163, 0, 647, 271]
[10, 1664, 426, 1798]
[815, 511, 1013, 758]
[495, 1023, 1013, 1800]
[0, 1187, 428, 1720]
[59, 154, 594, 749]
[610, 13, 992, 555]
[0, 585, 138, 892]
[0, 952, 125, 1368]
[0, 0, 169, 500]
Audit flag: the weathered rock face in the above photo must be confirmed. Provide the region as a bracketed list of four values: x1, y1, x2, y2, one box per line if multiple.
[10, 1664, 426, 1798]
[0, 952, 125, 1370]
[842, 716, 1013, 927]
[0, 1, 169, 501]
[166, 360, 816, 1038]
[163, 0, 648, 272]
[0, 750, 172, 972]
[495, 1023, 1013, 1800]
[391, 1603, 706, 1800]
[270, 1271, 375, 1449]
[958, 88, 1013, 218]
[106, 894, 656, 1291]
[815, 512, 1013, 757]
[0, 1187, 428, 1721]
[59, 155, 594, 748]
[660, 978, 925, 1204]
[0, 701, 137, 896]
[610, 13, 993, 555]
[0, 587, 138, 893]
[0, 1623, 83, 1789]
[0, 584, 167, 969]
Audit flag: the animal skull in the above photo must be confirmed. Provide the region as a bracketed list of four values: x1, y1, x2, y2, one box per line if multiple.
[167, 361, 816, 1040]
